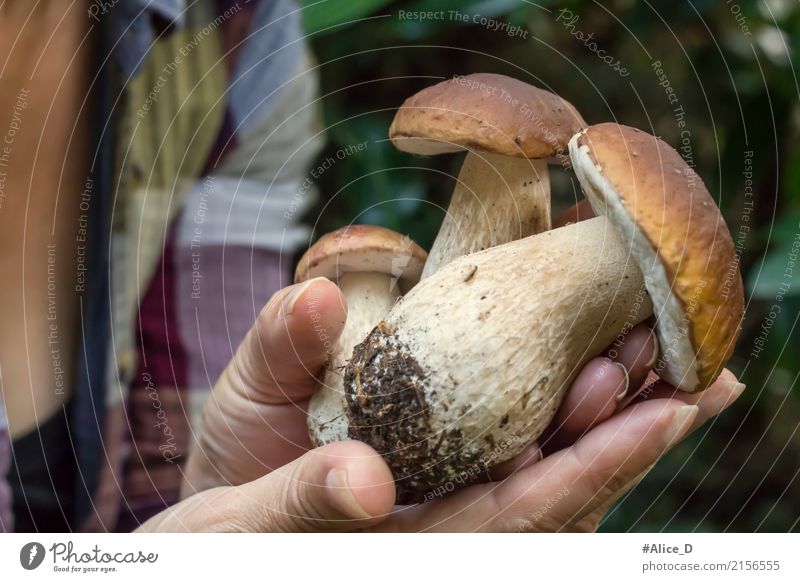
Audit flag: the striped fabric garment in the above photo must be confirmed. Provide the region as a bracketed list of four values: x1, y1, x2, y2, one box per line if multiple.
[1, 0, 323, 532]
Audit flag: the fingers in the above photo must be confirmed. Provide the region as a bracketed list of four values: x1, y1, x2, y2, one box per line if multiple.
[553, 199, 595, 228]
[548, 358, 628, 440]
[140, 441, 396, 532]
[544, 324, 658, 450]
[504, 400, 701, 532]
[567, 464, 655, 532]
[377, 398, 700, 532]
[489, 371, 741, 533]
[488, 442, 543, 481]
[605, 324, 658, 393]
[495, 398, 703, 531]
[544, 371, 745, 532]
[225, 277, 347, 404]
[632, 368, 745, 431]
[182, 278, 347, 491]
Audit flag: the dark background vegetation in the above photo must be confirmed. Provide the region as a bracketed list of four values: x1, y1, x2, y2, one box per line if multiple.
[297, 0, 799, 531]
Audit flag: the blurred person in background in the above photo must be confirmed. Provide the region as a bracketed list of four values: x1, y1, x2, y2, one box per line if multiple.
[0, 0, 324, 532]
[0, 0, 743, 533]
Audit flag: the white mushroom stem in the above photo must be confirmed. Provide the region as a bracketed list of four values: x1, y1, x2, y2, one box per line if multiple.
[308, 272, 399, 446]
[346, 216, 656, 496]
[421, 152, 551, 279]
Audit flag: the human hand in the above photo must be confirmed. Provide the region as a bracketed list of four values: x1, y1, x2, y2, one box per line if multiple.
[137, 261, 742, 532]
[139, 277, 393, 532]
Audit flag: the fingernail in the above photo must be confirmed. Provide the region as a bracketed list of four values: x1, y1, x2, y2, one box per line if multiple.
[645, 332, 660, 369]
[663, 404, 699, 448]
[719, 380, 746, 398]
[534, 445, 544, 463]
[325, 468, 372, 519]
[525, 442, 544, 464]
[281, 277, 327, 319]
[613, 362, 630, 402]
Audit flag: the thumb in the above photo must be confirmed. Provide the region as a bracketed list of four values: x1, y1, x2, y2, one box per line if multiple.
[182, 278, 347, 492]
[138, 441, 396, 532]
[225, 276, 348, 405]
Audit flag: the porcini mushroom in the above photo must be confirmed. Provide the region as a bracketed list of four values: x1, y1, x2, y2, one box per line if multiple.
[295, 225, 426, 446]
[344, 123, 744, 499]
[390, 73, 586, 278]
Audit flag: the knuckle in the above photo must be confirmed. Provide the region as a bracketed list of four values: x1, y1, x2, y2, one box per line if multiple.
[279, 461, 329, 532]
[586, 467, 632, 505]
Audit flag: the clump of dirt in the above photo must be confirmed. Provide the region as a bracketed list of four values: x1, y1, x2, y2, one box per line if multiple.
[345, 321, 467, 502]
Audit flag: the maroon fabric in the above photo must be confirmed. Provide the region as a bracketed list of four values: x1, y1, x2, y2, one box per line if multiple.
[118, 225, 189, 531]
[176, 243, 290, 391]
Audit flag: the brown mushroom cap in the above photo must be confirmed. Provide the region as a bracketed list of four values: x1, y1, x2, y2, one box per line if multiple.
[295, 225, 427, 293]
[569, 123, 744, 392]
[389, 73, 586, 163]
[552, 199, 596, 228]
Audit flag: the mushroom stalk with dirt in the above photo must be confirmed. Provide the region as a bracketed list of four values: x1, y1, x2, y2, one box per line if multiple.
[344, 123, 744, 500]
[294, 225, 426, 446]
[389, 73, 586, 278]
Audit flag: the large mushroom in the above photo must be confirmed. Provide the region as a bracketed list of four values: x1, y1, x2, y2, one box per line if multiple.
[295, 225, 426, 446]
[344, 123, 744, 499]
[390, 73, 586, 278]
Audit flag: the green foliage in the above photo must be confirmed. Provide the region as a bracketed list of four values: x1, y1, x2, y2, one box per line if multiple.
[299, 0, 395, 34]
[300, 0, 800, 532]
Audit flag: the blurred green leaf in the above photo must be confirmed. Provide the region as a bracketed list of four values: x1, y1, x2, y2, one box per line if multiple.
[403, 0, 520, 15]
[748, 240, 799, 298]
[299, 0, 395, 35]
[387, 0, 524, 39]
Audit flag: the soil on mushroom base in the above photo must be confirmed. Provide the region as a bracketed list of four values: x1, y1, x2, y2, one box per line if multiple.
[345, 321, 483, 502]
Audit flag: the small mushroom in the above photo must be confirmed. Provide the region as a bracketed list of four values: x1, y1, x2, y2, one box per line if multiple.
[390, 73, 586, 278]
[295, 225, 427, 446]
[344, 123, 744, 499]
